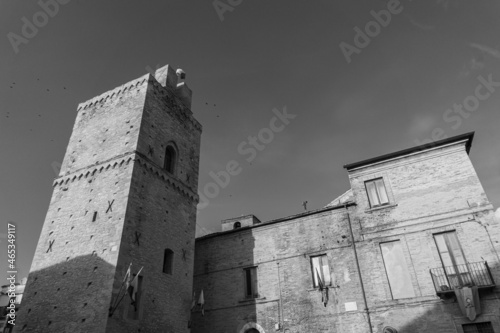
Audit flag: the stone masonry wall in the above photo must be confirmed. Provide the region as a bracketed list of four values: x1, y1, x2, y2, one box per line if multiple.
[15, 156, 135, 333]
[15, 72, 152, 333]
[193, 208, 371, 333]
[105, 71, 201, 332]
[16, 66, 202, 333]
[60, 74, 150, 176]
[348, 140, 500, 332]
[193, 137, 500, 333]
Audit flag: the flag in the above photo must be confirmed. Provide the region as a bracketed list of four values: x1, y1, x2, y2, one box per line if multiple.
[316, 268, 329, 307]
[191, 291, 196, 312]
[455, 286, 481, 321]
[128, 266, 143, 310]
[198, 289, 205, 316]
[123, 263, 131, 290]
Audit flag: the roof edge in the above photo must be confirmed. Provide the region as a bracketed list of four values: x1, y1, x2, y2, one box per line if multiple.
[195, 202, 356, 242]
[343, 132, 475, 171]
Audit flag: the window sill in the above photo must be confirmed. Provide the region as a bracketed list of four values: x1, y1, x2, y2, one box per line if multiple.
[239, 297, 266, 303]
[365, 203, 398, 213]
[374, 295, 438, 307]
[307, 285, 334, 292]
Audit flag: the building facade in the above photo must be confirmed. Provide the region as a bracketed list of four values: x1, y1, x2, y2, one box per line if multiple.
[15, 65, 201, 332]
[192, 133, 500, 333]
[15, 65, 500, 332]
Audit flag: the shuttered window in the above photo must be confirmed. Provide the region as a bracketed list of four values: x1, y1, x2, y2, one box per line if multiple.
[380, 241, 416, 299]
[244, 267, 258, 298]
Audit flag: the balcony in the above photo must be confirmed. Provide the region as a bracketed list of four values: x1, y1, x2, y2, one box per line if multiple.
[430, 261, 495, 296]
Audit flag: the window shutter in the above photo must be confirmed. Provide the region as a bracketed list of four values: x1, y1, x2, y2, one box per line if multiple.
[251, 268, 258, 297]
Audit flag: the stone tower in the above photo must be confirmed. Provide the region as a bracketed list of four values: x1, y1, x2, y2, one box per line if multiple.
[15, 65, 202, 332]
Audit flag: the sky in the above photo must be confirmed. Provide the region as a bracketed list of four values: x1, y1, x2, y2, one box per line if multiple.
[1, 0, 500, 283]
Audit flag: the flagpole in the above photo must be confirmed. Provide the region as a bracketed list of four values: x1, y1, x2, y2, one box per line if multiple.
[110, 284, 124, 315]
[129, 266, 144, 286]
[109, 292, 127, 317]
[128, 266, 144, 311]
[109, 263, 132, 316]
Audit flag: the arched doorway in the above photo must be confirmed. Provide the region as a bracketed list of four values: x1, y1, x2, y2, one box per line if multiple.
[239, 322, 265, 333]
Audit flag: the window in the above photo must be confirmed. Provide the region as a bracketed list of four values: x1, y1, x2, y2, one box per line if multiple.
[163, 249, 174, 275]
[365, 178, 389, 208]
[380, 241, 416, 299]
[311, 255, 331, 288]
[244, 267, 258, 298]
[233, 222, 241, 229]
[462, 322, 494, 333]
[164, 146, 176, 173]
[126, 275, 143, 320]
[434, 231, 470, 287]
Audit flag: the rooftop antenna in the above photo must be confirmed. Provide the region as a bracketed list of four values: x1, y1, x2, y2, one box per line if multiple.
[302, 201, 308, 211]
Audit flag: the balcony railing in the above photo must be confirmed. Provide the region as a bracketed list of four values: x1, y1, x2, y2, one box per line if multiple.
[430, 261, 495, 295]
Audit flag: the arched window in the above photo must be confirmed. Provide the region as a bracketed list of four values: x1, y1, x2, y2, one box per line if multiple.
[164, 146, 176, 174]
[234, 222, 241, 229]
[163, 249, 174, 275]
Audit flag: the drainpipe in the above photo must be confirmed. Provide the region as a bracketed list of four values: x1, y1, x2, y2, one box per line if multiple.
[345, 204, 373, 333]
[277, 261, 284, 331]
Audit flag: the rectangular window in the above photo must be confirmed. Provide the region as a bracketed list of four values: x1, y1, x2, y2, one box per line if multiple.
[127, 275, 143, 320]
[380, 241, 416, 299]
[311, 255, 331, 288]
[244, 267, 258, 298]
[462, 322, 494, 333]
[365, 178, 389, 208]
[434, 231, 471, 287]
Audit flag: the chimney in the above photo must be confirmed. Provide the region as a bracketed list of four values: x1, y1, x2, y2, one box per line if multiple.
[176, 81, 192, 109]
[154, 65, 178, 91]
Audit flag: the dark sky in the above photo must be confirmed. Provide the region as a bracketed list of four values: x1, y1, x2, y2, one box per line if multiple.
[1, 0, 500, 283]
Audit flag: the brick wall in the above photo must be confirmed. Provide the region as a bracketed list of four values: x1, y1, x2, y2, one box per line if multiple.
[105, 67, 201, 332]
[193, 137, 500, 333]
[348, 139, 500, 332]
[16, 66, 202, 333]
[193, 208, 371, 333]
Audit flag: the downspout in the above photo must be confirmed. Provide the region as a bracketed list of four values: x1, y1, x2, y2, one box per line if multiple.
[345, 204, 373, 333]
[277, 261, 284, 331]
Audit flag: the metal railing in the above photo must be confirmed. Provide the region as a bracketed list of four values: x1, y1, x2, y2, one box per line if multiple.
[429, 261, 495, 293]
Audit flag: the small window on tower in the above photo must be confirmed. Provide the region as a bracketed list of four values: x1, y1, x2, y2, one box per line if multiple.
[164, 146, 177, 174]
[234, 222, 241, 229]
[163, 249, 174, 275]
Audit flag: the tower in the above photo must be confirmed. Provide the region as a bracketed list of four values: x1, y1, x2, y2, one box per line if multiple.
[15, 65, 202, 332]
